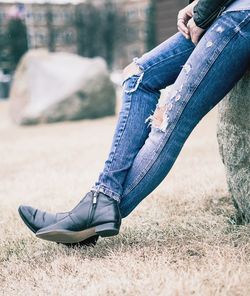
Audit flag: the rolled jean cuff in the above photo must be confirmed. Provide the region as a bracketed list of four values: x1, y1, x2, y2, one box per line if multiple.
[91, 185, 121, 203]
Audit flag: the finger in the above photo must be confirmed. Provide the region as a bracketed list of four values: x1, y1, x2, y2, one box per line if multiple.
[191, 32, 199, 45]
[193, 28, 204, 44]
[177, 20, 189, 35]
[177, 24, 190, 39]
[186, 19, 193, 30]
[191, 37, 197, 45]
[177, 10, 185, 20]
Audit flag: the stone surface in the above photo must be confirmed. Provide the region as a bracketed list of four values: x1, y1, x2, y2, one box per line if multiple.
[217, 69, 250, 223]
[9, 49, 116, 125]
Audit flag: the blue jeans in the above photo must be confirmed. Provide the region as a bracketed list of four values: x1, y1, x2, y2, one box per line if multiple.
[92, 10, 250, 218]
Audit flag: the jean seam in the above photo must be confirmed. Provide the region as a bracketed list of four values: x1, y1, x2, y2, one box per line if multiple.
[108, 96, 132, 171]
[122, 17, 248, 198]
[99, 94, 132, 177]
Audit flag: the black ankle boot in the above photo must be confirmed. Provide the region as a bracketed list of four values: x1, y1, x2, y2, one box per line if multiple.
[35, 191, 121, 244]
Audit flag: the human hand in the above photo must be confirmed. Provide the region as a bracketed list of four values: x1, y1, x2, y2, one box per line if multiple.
[187, 18, 205, 45]
[177, 0, 198, 39]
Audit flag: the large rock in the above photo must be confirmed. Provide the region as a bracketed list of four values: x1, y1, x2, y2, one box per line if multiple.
[217, 69, 250, 223]
[9, 50, 116, 125]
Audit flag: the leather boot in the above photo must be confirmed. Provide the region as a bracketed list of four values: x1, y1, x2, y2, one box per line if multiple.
[35, 190, 121, 244]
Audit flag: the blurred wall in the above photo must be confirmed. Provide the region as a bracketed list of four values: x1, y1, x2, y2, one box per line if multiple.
[0, 0, 190, 73]
[0, 1, 150, 70]
[156, 0, 187, 44]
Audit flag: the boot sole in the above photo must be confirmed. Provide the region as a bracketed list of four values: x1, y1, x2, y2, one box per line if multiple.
[36, 222, 119, 244]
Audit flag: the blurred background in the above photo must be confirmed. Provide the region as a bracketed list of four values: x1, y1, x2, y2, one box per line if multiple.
[0, 0, 186, 102]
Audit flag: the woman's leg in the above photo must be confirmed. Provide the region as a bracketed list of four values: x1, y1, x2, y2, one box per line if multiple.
[18, 32, 196, 237]
[20, 10, 250, 244]
[91, 32, 196, 201]
[119, 10, 250, 217]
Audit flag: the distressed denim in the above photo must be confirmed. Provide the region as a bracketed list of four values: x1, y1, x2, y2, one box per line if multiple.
[92, 10, 250, 218]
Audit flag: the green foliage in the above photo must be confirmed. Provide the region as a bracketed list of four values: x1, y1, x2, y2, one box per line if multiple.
[146, 0, 157, 51]
[6, 19, 28, 69]
[74, 0, 128, 69]
[46, 7, 55, 52]
[0, 18, 28, 71]
[0, 27, 11, 70]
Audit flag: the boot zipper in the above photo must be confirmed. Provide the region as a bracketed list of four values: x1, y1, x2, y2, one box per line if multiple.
[89, 191, 98, 225]
[93, 191, 98, 205]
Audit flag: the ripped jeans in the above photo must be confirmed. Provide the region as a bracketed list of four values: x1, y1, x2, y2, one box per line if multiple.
[92, 10, 250, 218]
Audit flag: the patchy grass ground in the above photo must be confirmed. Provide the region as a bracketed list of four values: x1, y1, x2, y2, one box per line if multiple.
[0, 100, 249, 296]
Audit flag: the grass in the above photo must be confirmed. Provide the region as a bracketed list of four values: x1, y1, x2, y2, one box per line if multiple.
[0, 100, 250, 295]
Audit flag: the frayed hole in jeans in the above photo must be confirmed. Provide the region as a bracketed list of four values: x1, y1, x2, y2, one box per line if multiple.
[122, 61, 144, 93]
[122, 61, 143, 83]
[145, 103, 171, 132]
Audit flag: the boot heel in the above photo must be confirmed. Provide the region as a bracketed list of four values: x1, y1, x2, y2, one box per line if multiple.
[95, 222, 119, 237]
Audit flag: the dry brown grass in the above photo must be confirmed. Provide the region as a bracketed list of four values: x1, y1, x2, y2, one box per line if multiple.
[0, 100, 250, 296]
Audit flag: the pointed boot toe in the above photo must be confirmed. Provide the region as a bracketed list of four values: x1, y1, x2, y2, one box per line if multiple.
[18, 205, 68, 233]
[18, 205, 38, 233]
[18, 204, 100, 246]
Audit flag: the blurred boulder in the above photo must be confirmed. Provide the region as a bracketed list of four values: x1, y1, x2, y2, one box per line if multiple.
[9, 49, 116, 125]
[217, 69, 250, 223]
